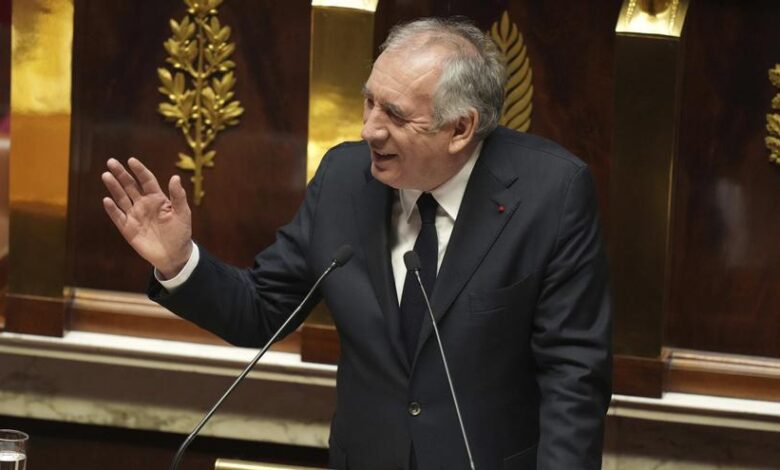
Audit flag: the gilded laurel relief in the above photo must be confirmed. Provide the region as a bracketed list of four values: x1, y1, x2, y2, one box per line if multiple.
[623, 0, 682, 33]
[490, 11, 533, 132]
[157, 0, 244, 205]
[768, 64, 780, 166]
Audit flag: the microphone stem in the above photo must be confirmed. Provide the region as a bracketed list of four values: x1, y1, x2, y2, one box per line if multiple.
[169, 260, 338, 470]
[414, 270, 476, 470]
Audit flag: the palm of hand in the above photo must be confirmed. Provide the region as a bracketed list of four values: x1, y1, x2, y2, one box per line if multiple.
[102, 158, 193, 277]
[122, 191, 191, 268]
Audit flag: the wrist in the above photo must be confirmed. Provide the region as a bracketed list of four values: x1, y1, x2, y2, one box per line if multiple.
[158, 241, 193, 280]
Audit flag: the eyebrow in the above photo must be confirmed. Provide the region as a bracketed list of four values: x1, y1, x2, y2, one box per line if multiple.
[362, 85, 410, 120]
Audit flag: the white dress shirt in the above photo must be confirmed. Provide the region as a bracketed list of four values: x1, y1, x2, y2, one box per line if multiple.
[389, 143, 481, 303]
[158, 142, 482, 296]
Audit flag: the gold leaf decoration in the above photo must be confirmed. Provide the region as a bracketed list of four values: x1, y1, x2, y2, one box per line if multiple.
[768, 64, 780, 165]
[490, 11, 533, 132]
[157, 0, 243, 205]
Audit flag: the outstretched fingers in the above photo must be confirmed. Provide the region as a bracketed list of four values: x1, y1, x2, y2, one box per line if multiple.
[127, 157, 163, 195]
[168, 174, 190, 215]
[107, 158, 143, 203]
[102, 196, 127, 230]
[101, 170, 133, 213]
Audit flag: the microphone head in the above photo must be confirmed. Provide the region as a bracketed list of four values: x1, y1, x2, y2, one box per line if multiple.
[403, 251, 421, 271]
[332, 245, 354, 267]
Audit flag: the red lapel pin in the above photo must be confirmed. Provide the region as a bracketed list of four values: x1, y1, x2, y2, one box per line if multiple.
[497, 204, 505, 213]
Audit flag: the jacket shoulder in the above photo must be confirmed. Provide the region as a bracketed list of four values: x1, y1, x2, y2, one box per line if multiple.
[486, 126, 587, 174]
[318, 140, 370, 176]
[305, 140, 371, 194]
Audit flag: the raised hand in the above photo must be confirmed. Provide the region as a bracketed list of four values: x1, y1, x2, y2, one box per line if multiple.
[102, 158, 193, 279]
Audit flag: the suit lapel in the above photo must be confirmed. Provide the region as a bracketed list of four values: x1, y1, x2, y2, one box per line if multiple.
[412, 137, 522, 365]
[354, 171, 410, 372]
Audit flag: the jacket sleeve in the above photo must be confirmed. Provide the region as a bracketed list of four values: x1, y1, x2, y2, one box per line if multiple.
[531, 165, 612, 469]
[147, 153, 334, 348]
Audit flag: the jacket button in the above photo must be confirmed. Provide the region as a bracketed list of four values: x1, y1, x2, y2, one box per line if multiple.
[408, 401, 422, 416]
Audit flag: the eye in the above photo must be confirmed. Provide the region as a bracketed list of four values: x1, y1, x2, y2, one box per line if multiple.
[387, 110, 408, 125]
[364, 97, 374, 108]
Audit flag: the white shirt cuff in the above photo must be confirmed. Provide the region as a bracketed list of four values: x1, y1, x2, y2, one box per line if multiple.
[155, 242, 200, 291]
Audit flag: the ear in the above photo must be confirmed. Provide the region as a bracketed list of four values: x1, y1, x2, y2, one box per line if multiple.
[448, 108, 479, 154]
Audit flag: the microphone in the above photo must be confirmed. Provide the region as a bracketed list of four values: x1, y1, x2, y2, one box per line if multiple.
[170, 245, 354, 470]
[332, 244, 354, 267]
[404, 251, 476, 470]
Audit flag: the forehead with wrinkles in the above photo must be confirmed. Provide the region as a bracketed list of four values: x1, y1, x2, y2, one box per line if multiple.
[367, 48, 443, 108]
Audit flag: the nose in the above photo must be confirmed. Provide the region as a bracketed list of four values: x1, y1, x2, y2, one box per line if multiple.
[361, 106, 389, 145]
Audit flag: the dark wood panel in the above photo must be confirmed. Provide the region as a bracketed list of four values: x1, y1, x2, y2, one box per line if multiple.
[68, 0, 311, 292]
[4, 294, 65, 336]
[69, 307, 300, 353]
[0, 415, 327, 470]
[67, 288, 300, 351]
[301, 323, 339, 364]
[668, 1, 780, 358]
[666, 349, 780, 403]
[613, 354, 664, 398]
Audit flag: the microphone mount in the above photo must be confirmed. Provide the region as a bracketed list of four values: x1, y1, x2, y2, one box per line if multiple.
[404, 250, 477, 470]
[169, 245, 353, 470]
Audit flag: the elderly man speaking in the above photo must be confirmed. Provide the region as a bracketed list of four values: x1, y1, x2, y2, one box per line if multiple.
[102, 17, 611, 470]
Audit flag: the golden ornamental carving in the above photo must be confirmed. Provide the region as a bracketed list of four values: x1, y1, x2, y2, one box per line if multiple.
[490, 11, 533, 132]
[157, 0, 243, 205]
[616, 0, 688, 37]
[625, 0, 680, 28]
[768, 64, 780, 166]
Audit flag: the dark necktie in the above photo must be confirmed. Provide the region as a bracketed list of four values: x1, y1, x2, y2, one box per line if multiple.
[399, 192, 438, 362]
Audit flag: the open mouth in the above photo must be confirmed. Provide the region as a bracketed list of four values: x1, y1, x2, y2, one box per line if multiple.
[372, 150, 397, 161]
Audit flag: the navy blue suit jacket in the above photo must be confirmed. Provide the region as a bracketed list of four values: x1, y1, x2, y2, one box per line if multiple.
[150, 126, 612, 469]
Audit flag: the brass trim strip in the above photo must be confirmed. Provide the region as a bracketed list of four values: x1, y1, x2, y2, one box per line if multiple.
[215, 459, 325, 470]
[670, 348, 780, 374]
[610, 5, 687, 358]
[310, 0, 377, 11]
[69, 287, 177, 318]
[8, 0, 73, 307]
[305, 4, 376, 182]
[666, 348, 780, 403]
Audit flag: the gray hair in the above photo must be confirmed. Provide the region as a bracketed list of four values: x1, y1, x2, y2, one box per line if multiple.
[380, 17, 506, 140]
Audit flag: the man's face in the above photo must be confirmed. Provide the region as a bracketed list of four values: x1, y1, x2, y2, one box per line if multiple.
[361, 48, 467, 191]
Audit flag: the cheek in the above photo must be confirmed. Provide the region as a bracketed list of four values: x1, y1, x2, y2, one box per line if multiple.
[409, 143, 437, 168]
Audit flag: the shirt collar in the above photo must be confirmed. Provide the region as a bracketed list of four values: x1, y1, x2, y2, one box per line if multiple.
[399, 141, 483, 223]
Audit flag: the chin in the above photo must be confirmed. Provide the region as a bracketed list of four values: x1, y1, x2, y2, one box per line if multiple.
[370, 164, 403, 189]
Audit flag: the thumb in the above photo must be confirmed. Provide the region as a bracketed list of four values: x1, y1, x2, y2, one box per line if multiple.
[168, 175, 190, 214]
